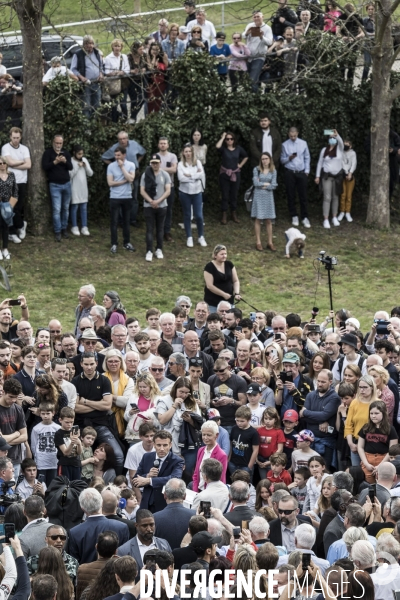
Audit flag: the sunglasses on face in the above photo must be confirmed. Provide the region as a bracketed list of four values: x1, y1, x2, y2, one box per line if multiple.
[169, 362, 177, 366]
[150, 367, 164, 372]
[180, 305, 190, 308]
[278, 508, 296, 515]
[48, 534, 67, 541]
[214, 368, 226, 373]
[225, 137, 233, 141]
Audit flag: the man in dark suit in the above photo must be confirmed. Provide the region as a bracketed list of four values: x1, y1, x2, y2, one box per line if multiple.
[153, 478, 195, 550]
[71, 328, 105, 375]
[268, 494, 311, 552]
[132, 431, 184, 513]
[224, 481, 260, 526]
[172, 515, 208, 569]
[323, 490, 355, 557]
[68, 488, 129, 564]
[117, 509, 172, 580]
[101, 489, 136, 538]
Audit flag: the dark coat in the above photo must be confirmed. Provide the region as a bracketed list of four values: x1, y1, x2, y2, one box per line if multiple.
[117, 536, 172, 581]
[153, 502, 196, 550]
[268, 514, 312, 546]
[68, 515, 129, 564]
[323, 514, 345, 556]
[135, 450, 185, 513]
[249, 124, 282, 168]
[71, 352, 105, 376]
[224, 505, 260, 526]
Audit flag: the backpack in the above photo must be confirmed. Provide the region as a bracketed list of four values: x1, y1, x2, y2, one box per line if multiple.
[338, 355, 365, 378]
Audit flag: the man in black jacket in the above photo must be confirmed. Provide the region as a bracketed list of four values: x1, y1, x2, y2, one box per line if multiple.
[249, 113, 282, 168]
[41, 135, 73, 242]
[224, 481, 261, 526]
[271, 0, 298, 38]
[71, 329, 105, 375]
[268, 494, 311, 552]
[70, 35, 104, 119]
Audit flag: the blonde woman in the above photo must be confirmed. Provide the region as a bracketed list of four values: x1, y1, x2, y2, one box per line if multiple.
[177, 144, 206, 248]
[368, 365, 395, 423]
[265, 342, 283, 382]
[251, 152, 278, 251]
[104, 349, 135, 438]
[250, 366, 275, 407]
[344, 374, 379, 466]
[104, 38, 130, 122]
[123, 372, 161, 444]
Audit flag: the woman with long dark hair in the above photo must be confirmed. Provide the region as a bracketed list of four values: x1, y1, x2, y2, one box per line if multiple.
[30, 373, 68, 425]
[32, 547, 74, 600]
[92, 443, 117, 484]
[308, 351, 331, 388]
[358, 400, 398, 482]
[315, 129, 344, 228]
[251, 152, 277, 251]
[146, 42, 168, 113]
[216, 131, 248, 224]
[103, 291, 126, 326]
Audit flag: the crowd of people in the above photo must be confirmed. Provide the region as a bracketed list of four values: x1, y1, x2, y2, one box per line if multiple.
[0, 284, 398, 598]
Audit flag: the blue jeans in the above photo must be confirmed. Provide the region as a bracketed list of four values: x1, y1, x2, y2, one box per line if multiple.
[70, 203, 88, 228]
[49, 182, 71, 233]
[247, 58, 264, 92]
[351, 451, 361, 466]
[222, 425, 234, 436]
[164, 187, 175, 235]
[228, 462, 253, 478]
[179, 191, 204, 238]
[362, 49, 372, 81]
[83, 82, 101, 119]
[181, 448, 198, 477]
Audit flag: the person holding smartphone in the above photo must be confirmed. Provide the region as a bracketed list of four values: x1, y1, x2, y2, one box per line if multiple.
[280, 127, 311, 229]
[315, 129, 344, 229]
[275, 352, 313, 415]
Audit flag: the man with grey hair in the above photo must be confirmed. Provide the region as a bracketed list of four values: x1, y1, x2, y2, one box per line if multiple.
[71, 35, 104, 118]
[372, 533, 400, 600]
[108, 324, 128, 355]
[224, 481, 259, 526]
[216, 301, 232, 325]
[89, 305, 106, 331]
[152, 478, 195, 550]
[367, 496, 400, 537]
[160, 313, 184, 352]
[176, 296, 192, 323]
[149, 355, 173, 392]
[293, 523, 329, 574]
[125, 350, 140, 381]
[101, 488, 136, 538]
[74, 284, 96, 336]
[249, 516, 270, 548]
[327, 526, 375, 565]
[68, 488, 129, 564]
[351, 539, 376, 572]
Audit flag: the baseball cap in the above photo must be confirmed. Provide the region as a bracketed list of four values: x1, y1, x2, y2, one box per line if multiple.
[294, 429, 315, 443]
[247, 382, 262, 395]
[150, 153, 161, 163]
[283, 409, 299, 423]
[0, 438, 11, 452]
[189, 531, 222, 553]
[207, 408, 221, 420]
[283, 352, 299, 364]
[179, 26, 189, 33]
[216, 31, 226, 39]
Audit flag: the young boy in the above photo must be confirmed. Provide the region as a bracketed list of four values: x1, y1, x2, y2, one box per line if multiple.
[281, 409, 299, 470]
[80, 426, 97, 483]
[267, 452, 292, 485]
[120, 488, 139, 521]
[338, 138, 357, 223]
[389, 444, 400, 461]
[125, 422, 157, 495]
[246, 383, 265, 428]
[210, 32, 231, 80]
[30, 402, 61, 487]
[15, 457, 47, 499]
[229, 406, 260, 477]
[288, 466, 311, 514]
[291, 430, 320, 471]
[54, 407, 82, 480]
[337, 382, 356, 470]
[284, 227, 306, 259]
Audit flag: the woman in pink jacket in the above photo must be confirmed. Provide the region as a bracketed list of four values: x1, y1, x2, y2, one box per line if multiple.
[192, 420, 228, 492]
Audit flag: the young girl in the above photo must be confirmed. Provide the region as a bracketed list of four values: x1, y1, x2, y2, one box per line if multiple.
[309, 475, 334, 523]
[284, 227, 306, 259]
[123, 373, 161, 444]
[255, 479, 272, 511]
[70, 144, 93, 236]
[255, 407, 286, 479]
[336, 382, 356, 470]
[357, 400, 398, 483]
[251, 152, 278, 252]
[303, 456, 329, 514]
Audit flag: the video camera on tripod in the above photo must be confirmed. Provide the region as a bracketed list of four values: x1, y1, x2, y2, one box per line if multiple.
[317, 250, 338, 271]
[0, 480, 21, 507]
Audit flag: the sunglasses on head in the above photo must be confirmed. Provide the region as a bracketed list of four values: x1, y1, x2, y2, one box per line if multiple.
[37, 343, 50, 349]
[53, 358, 67, 364]
[189, 358, 203, 366]
[49, 534, 67, 541]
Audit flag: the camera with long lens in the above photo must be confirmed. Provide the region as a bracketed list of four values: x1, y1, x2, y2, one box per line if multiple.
[0, 481, 21, 507]
[317, 250, 338, 271]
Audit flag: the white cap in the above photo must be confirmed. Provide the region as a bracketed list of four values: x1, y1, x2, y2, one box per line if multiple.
[179, 26, 189, 33]
[346, 317, 360, 329]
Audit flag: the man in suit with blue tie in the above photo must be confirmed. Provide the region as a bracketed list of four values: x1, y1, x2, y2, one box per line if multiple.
[68, 488, 129, 564]
[132, 430, 184, 513]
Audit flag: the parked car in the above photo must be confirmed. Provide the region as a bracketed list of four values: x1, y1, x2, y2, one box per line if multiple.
[0, 32, 83, 80]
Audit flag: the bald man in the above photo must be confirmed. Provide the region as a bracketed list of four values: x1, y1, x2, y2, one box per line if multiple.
[101, 489, 136, 538]
[358, 462, 396, 507]
[182, 330, 214, 382]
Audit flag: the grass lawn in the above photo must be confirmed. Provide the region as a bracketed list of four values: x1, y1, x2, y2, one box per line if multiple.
[5, 203, 398, 333]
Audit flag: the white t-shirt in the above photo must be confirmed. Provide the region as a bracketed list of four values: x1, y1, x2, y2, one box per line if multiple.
[61, 379, 77, 408]
[1, 142, 30, 184]
[247, 403, 265, 427]
[138, 354, 156, 373]
[124, 442, 153, 487]
[30, 422, 61, 470]
[42, 66, 72, 83]
[262, 129, 273, 156]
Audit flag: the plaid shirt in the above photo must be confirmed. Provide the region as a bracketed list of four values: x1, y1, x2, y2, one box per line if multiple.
[27, 551, 78, 585]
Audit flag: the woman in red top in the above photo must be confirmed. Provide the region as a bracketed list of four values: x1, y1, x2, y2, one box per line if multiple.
[256, 407, 285, 479]
[146, 42, 168, 113]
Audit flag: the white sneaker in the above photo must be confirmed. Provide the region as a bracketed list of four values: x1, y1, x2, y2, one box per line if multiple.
[323, 219, 331, 229]
[155, 249, 163, 259]
[71, 226, 80, 236]
[345, 213, 353, 222]
[198, 236, 207, 247]
[17, 221, 27, 240]
[337, 212, 345, 221]
[187, 237, 194, 247]
[332, 217, 340, 226]
[2, 249, 10, 260]
[8, 234, 21, 244]
[145, 251, 153, 262]
[292, 216, 299, 226]
[302, 218, 311, 228]
[81, 227, 90, 236]
[0, 250, 3, 261]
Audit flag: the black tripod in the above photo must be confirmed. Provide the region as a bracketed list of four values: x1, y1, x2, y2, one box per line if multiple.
[317, 251, 338, 332]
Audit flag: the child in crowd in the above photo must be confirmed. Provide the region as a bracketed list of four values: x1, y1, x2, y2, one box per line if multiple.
[303, 455, 329, 513]
[284, 227, 306, 259]
[255, 479, 272, 512]
[30, 402, 61, 487]
[358, 400, 398, 483]
[336, 382, 356, 470]
[389, 444, 400, 460]
[338, 138, 357, 223]
[246, 383, 266, 427]
[70, 144, 93, 236]
[267, 452, 292, 485]
[288, 466, 310, 514]
[114, 475, 128, 489]
[54, 407, 82, 480]
[229, 406, 260, 476]
[291, 429, 320, 471]
[312, 474, 334, 519]
[256, 407, 285, 479]
[15, 457, 47, 499]
[80, 426, 97, 483]
[281, 409, 299, 470]
[120, 488, 139, 521]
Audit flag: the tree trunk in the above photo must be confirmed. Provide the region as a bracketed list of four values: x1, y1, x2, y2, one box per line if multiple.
[14, 0, 48, 235]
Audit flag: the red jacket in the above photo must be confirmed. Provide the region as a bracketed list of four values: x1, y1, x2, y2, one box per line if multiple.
[192, 444, 228, 492]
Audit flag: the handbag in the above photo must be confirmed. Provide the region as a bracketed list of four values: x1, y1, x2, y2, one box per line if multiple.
[103, 56, 123, 97]
[0, 202, 14, 227]
[244, 185, 255, 212]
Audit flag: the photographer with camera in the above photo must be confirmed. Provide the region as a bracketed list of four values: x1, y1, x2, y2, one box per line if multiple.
[275, 352, 313, 415]
[0, 457, 17, 512]
[365, 310, 391, 352]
